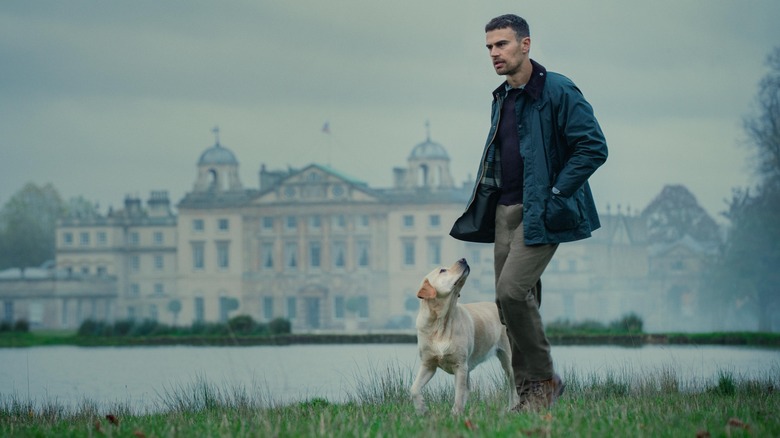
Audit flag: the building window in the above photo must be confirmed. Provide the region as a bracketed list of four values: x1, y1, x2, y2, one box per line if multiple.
[3, 301, 13, 323]
[263, 297, 274, 320]
[194, 297, 205, 322]
[80, 266, 89, 275]
[80, 232, 90, 246]
[284, 242, 298, 270]
[218, 218, 229, 231]
[154, 283, 164, 295]
[428, 239, 441, 265]
[97, 232, 107, 246]
[63, 232, 73, 246]
[357, 215, 370, 229]
[334, 296, 345, 319]
[333, 214, 347, 231]
[193, 219, 204, 232]
[429, 214, 441, 227]
[97, 266, 107, 276]
[262, 217, 274, 231]
[309, 215, 321, 230]
[128, 232, 140, 246]
[192, 242, 205, 270]
[403, 215, 414, 228]
[261, 243, 274, 269]
[309, 241, 321, 269]
[351, 296, 369, 319]
[356, 240, 370, 268]
[286, 297, 297, 320]
[285, 216, 298, 230]
[127, 306, 136, 321]
[130, 255, 140, 272]
[153, 231, 163, 245]
[402, 240, 416, 266]
[149, 304, 158, 321]
[332, 241, 346, 269]
[28, 301, 43, 325]
[75, 300, 83, 323]
[217, 242, 229, 269]
[129, 283, 140, 297]
[154, 255, 164, 270]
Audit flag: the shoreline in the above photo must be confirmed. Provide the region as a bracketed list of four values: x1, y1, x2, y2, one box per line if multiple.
[2, 331, 779, 348]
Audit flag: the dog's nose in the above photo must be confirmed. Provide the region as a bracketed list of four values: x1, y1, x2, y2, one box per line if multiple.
[458, 258, 468, 266]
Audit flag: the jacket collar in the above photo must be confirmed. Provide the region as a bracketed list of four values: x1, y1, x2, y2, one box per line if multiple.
[492, 59, 547, 101]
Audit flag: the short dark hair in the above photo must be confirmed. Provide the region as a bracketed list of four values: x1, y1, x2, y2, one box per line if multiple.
[485, 14, 529, 40]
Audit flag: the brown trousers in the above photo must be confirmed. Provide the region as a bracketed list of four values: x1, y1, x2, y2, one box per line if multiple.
[494, 204, 558, 384]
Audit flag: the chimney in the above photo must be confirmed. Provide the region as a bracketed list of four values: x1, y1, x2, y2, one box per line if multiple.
[124, 196, 143, 217]
[147, 191, 172, 217]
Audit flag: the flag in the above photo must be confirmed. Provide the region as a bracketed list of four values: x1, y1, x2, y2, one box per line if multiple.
[321, 121, 330, 134]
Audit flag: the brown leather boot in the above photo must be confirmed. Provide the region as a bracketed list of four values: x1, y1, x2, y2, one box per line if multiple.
[512, 373, 566, 412]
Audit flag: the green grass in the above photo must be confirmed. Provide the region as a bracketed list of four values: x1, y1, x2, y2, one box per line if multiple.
[2, 364, 778, 437]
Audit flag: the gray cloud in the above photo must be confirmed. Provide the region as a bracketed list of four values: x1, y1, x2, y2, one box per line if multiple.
[1, 0, 779, 220]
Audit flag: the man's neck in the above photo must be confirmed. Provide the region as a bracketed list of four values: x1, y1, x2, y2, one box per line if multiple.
[506, 61, 533, 88]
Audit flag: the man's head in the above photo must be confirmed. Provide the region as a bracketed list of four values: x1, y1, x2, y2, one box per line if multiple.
[485, 14, 529, 40]
[485, 14, 532, 86]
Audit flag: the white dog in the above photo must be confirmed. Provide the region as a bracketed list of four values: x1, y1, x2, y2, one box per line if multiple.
[410, 258, 517, 414]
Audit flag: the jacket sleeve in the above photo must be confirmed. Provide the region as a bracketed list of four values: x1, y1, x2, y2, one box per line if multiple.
[551, 79, 608, 197]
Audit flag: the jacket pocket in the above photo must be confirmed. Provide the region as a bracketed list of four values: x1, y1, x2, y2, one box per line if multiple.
[544, 194, 583, 231]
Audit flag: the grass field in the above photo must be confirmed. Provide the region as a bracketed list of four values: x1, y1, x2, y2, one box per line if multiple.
[2, 363, 777, 437]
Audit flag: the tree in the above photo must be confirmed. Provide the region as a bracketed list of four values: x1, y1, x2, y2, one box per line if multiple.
[709, 47, 780, 331]
[65, 196, 100, 220]
[0, 182, 66, 269]
[716, 187, 780, 331]
[742, 47, 780, 187]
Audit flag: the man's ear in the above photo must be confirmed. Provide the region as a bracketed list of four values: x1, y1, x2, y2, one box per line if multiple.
[416, 278, 437, 300]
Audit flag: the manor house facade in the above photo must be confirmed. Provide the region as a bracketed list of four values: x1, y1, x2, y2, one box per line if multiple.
[1, 130, 718, 332]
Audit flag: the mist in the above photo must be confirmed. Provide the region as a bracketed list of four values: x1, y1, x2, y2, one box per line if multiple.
[2, 1, 780, 334]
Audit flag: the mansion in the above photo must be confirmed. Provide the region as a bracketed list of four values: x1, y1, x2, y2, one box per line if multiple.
[1, 132, 721, 332]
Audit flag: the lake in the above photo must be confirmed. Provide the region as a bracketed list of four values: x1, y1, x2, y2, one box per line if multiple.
[1, 344, 778, 411]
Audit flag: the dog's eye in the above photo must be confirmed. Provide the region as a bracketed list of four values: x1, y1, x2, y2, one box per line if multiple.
[439, 268, 447, 273]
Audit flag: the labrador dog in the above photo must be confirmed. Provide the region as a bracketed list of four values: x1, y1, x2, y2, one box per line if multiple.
[410, 258, 517, 415]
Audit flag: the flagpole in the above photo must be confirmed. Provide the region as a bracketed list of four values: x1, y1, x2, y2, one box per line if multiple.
[322, 121, 332, 167]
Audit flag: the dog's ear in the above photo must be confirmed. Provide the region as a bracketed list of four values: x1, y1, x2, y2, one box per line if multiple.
[416, 278, 437, 300]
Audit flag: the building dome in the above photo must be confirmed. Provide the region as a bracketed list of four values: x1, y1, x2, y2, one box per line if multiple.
[198, 142, 238, 166]
[409, 138, 449, 161]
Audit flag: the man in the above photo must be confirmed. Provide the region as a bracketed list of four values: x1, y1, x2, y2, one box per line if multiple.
[450, 14, 608, 411]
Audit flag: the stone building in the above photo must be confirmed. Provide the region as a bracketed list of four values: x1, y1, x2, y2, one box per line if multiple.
[0, 264, 115, 329]
[39, 130, 481, 331]
[54, 191, 177, 327]
[1, 128, 721, 332]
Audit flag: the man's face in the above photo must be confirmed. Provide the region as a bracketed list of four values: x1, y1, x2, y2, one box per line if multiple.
[485, 28, 529, 77]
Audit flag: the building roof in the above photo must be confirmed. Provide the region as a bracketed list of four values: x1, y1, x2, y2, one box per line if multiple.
[409, 138, 449, 161]
[198, 142, 238, 166]
[177, 189, 259, 209]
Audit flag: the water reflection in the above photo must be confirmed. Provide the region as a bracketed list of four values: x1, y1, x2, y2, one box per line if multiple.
[1, 344, 777, 411]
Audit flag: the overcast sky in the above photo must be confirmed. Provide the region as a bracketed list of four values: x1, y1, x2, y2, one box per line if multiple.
[2, 1, 778, 221]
